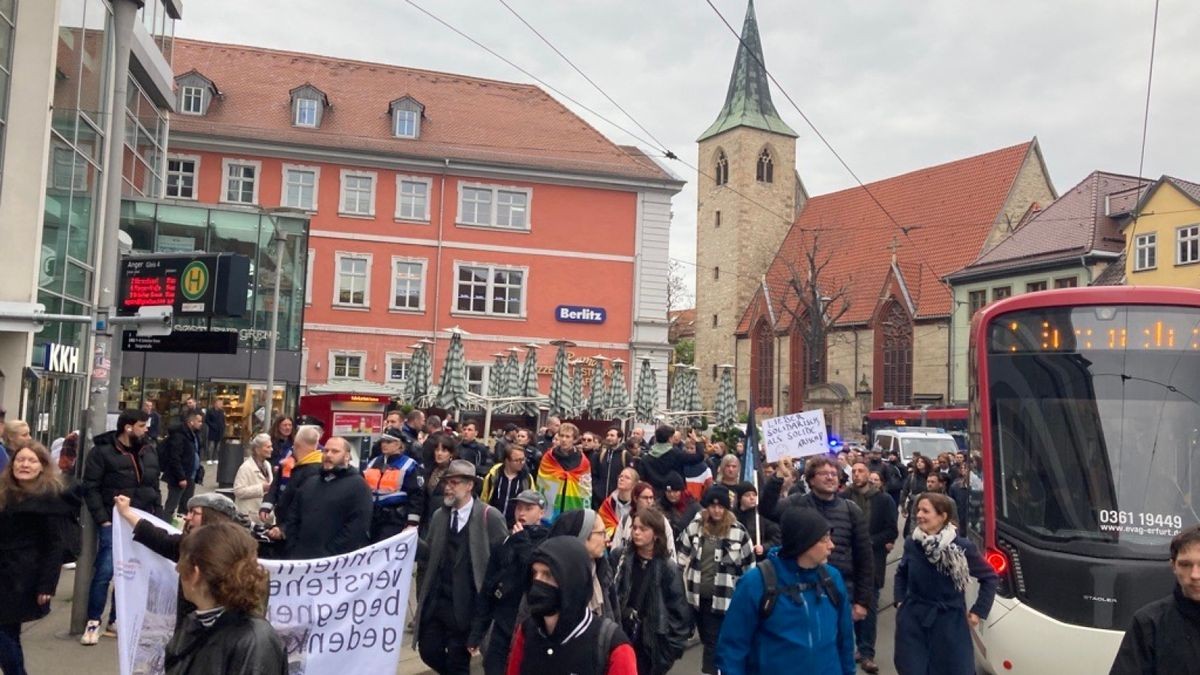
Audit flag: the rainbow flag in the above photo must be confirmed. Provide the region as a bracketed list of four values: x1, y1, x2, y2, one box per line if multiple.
[537, 451, 593, 523]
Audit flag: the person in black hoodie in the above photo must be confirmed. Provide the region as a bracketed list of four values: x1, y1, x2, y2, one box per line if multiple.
[456, 420, 493, 481]
[506, 536, 637, 674]
[841, 461, 898, 674]
[275, 437, 372, 559]
[639, 425, 705, 493]
[1111, 525, 1200, 675]
[731, 481, 780, 561]
[81, 408, 159, 645]
[550, 509, 621, 622]
[162, 411, 204, 518]
[469, 490, 552, 675]
[658, 472, 700, 540]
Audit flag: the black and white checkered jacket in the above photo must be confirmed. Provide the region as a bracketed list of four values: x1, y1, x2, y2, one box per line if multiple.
[675, 512, 756, 614]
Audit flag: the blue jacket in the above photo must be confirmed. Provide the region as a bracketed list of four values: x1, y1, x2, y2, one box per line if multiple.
[716, 547, 856, 675]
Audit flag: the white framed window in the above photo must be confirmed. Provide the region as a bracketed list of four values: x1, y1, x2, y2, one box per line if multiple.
[454, 262, 527, 317]
[390, 257, 426, 311]
[50, 146, 87, 191]
[334, 252, 371, 308]
[467, 364, 486, 396]
[221, 159, 260, 205]
[330, 351, 366, 380]
[396, 176, 432, 222]
[386, 354, 411, 383]
[340, 170, 377, 216]
[181, 86, 204, 115]
[394, 109, 418, 139]
[282, 164, 320, 211]
[305, 249, 314, 305]
[1177, 225, 1200, 265]
[294, 98, 319, 127]
[165, 156, 198, 199]
[1134, 232, 1157, 271]
[457, 183, 532, 231]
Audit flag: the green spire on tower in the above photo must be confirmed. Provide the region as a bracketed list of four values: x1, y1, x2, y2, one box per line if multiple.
[698, 0, 798, 142]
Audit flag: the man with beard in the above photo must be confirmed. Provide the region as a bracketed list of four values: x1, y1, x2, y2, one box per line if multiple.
[732, 482, 780, 562]
[272, 437, 373, 559]
[416, 459, 508, 674]
[80, 408, 160, 645]
[840, 461, 898, 674]
[535, 422, 592, 523]
[536, 416, 562, 456]
[161, 410, 204, 519]
[506, 537, 636, 673]
[591, 427, 630, 510]
[469, 490, 552, 675]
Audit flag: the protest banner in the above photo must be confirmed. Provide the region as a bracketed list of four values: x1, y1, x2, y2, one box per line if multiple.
[762, 410, 829, 463]
[114, 510, 418, 675]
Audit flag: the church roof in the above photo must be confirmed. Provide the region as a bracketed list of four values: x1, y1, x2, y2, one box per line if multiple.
[737, 140, 1040, 334]
[698, 0, 798, 142]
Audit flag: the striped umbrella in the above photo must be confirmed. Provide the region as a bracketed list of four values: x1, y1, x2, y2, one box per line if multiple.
[715, 364, 736, 429]
[684, 367, 702, 426]
[504, 347, 522, 414]
[635, 358, 657, 423]
[589, 355, 608, 418]
[548, 341, 572, 418]
[402, 345, 419, 405]
[437, 329, 469, 413]
[570, 360, 585, 419]
[488, 353, 506, 401]
[521, 344, 541, 417]
[609, 358, 629, 418]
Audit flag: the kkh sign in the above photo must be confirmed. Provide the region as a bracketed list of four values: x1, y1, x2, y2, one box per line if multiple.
[43, 342, 80, 374]
[555, 305, 606, 324]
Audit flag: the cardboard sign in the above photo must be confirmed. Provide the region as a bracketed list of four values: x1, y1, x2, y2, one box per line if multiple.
[762, 410, 829, 462]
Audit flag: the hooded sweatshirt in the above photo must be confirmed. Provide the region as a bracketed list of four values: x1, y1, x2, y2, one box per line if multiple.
[507, 537, 636, 675]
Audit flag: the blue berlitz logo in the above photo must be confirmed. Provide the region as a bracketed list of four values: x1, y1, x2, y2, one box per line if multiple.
[556, 305, 606, 324]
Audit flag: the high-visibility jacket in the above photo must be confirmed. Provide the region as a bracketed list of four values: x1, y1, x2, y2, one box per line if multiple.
[362, 453, 424, 540]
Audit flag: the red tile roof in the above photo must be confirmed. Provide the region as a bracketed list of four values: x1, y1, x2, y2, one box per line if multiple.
[169, 39, 678, 184]
[952, 171, 1143, 279]
[737, 141, 1037, 333]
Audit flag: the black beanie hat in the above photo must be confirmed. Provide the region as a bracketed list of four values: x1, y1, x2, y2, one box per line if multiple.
[732, 481, 758, 500]
[779, 508, 831, 559]
[701, 484, 733, 509]
[664, 471, 685, 491]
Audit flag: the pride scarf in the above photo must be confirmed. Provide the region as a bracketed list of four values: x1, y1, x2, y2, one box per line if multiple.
[537, 450, 593, 523]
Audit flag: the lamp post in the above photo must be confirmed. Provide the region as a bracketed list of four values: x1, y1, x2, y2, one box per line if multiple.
[261, 207, 306, 434]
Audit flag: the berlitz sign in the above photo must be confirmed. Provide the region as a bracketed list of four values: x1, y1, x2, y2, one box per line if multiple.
[555, 305, 606, 324]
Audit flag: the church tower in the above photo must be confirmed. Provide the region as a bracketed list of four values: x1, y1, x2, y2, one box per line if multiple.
[695, 0, 799, 409]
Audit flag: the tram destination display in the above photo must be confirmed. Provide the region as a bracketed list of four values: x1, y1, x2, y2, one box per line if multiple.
[118, 253, 250, 318]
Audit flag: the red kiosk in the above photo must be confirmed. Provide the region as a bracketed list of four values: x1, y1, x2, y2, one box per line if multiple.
[298, 392, 393, 464]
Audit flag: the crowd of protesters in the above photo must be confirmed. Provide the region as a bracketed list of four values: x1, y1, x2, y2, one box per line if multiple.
[1, 401, 1199, 675]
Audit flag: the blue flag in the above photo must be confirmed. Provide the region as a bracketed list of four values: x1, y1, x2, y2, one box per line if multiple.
[742, 404, 758, 483]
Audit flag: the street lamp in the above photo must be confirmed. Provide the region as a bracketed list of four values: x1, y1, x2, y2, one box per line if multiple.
[261, 207, 307, 434]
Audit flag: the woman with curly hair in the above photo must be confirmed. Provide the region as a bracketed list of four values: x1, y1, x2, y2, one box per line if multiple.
[0, 442, 78, 675]
[166, 521, 286, 674]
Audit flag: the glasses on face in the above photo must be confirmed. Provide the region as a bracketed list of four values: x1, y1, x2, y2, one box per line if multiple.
[506, 456, 525, 464]
[589, 528, 606, 539]
[814, 471, 840, 478]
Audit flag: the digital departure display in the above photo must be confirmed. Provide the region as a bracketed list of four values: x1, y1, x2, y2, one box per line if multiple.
[988, 305, 1200, 353]
[117, 254, 249, 318]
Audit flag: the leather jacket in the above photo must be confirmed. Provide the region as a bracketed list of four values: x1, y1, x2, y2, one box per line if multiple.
[613, 547, 693, 673]
[165, 609, 287, 675]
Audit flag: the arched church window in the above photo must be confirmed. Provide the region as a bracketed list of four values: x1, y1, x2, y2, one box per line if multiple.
[756, 148, 774, 183]
[715, 151, 729, 186]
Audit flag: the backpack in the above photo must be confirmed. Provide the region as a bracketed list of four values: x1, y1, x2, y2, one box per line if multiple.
[594, 618, 619, 675]
[757, 558, 843, 620]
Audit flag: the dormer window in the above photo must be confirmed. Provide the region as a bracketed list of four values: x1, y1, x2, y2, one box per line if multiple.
[389, 96, 425, 140]
[289, 84, 329, 129]
[174, 70, 219, 116]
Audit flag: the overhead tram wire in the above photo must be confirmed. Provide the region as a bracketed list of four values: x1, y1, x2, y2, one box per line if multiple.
[1123, 0, 1162, 262]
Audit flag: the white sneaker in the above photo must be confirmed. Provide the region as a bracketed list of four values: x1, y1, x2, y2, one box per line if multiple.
[63, 562, 76, 570]
[80, 620, 101, 645]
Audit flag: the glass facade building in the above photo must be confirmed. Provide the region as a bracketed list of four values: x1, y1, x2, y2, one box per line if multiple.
[118, 199, 309, 440]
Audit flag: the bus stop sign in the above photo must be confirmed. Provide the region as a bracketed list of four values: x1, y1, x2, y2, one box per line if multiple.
[117, 253, 250, 318]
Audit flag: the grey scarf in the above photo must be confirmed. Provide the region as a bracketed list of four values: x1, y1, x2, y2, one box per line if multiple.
[912, 523, 971, 592]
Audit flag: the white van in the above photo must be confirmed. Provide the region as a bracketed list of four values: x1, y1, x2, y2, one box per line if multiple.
[873, 428, 959, 464]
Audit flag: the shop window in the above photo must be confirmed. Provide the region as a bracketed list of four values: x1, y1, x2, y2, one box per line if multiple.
[335, 253, 371, 307]
[331, 352, 364, 380]
[166, 157, 197, 199]
[397, 176, 431, 221]
[340, 170, 376, 216]
[454, 263, 525, 317]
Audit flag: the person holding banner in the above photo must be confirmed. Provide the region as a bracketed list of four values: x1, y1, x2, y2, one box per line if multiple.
[165, 521, 286, 674]
[273, 437, 372, 559]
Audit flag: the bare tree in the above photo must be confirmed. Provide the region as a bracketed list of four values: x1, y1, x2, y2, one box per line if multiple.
[779, 232, 851, 388]
[666, 259, 694, 313]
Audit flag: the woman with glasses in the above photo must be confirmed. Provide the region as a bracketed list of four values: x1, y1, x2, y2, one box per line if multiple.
[550, 508, 621, 621]
[611, 481, 677, 557]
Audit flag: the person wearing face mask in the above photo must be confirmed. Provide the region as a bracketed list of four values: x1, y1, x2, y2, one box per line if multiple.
[81, 408, 161, 645]
[415, 459, 507, 675]
[506, 536, 638, 674]
[469, 490, 552, 675]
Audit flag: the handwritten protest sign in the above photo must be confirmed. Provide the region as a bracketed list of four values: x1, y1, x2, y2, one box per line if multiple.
[115, 510, 417, 675]
[762, 410, 829, 462]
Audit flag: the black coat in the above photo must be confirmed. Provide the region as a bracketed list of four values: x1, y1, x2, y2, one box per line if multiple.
[457, 440, 493, 478]
[613, 548, 693, 674]
[165, 609, 287, 675]
[204, 408, 226, 444]
[841, 486, 899, 588]
[775, 491, 875, 607]
[639, 443, 705, 492]
[468, 524, 551, 647]
[281, 465, 373, 559]
[735, 507, 781, 560]
[161, 423, 202, 484]
[1110, 586, 1200, 675]
[592, 447, 632, 509]
[83, 431, 162, 525]
[0, 491, 74, 624]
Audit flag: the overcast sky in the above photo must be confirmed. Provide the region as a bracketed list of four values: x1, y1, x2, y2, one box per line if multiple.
[177, 1, 1199, 301]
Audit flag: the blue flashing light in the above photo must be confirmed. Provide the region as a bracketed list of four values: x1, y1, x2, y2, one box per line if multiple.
[828, 435, 842, 449]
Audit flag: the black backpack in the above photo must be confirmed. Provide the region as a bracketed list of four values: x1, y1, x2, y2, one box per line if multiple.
[757, 558, 843, 620]
[594, 618, 619, 674]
